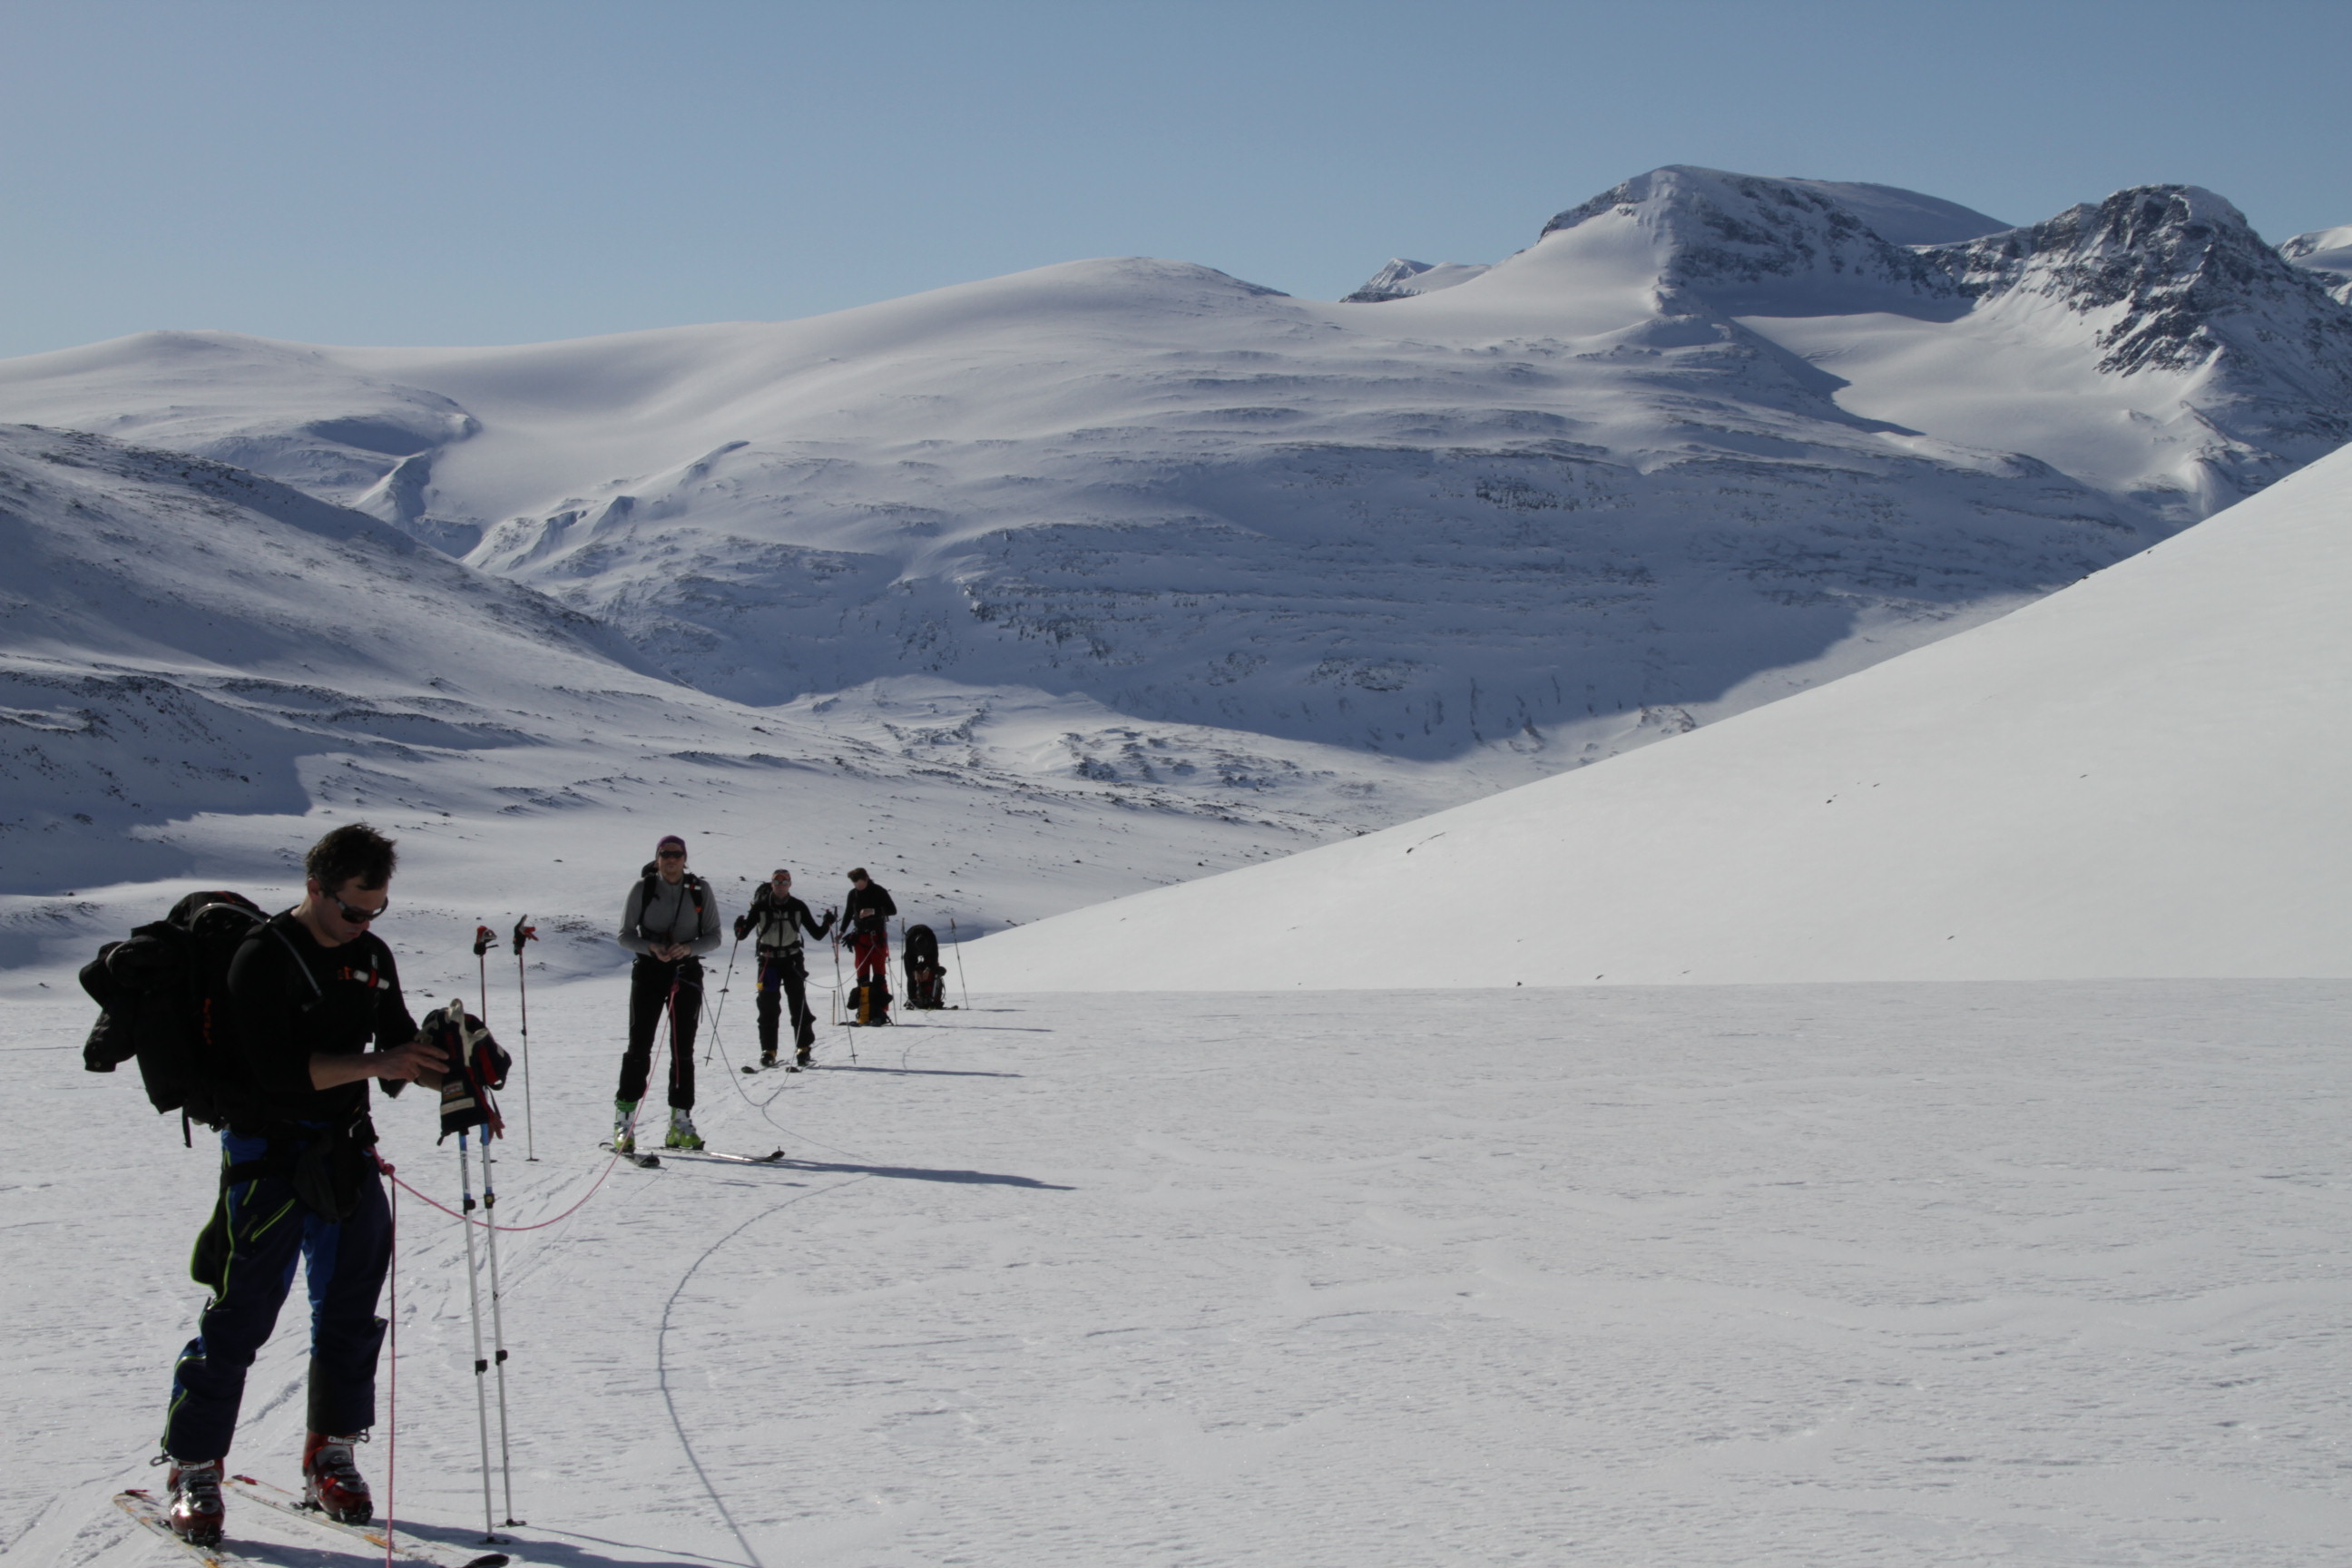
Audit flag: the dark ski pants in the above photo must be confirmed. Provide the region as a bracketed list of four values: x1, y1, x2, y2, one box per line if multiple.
[619, 954, 702, 1109]
[163, 1130, 390, 1463]
[756, 948, 816, 1056]
[850, 931, 889, 985]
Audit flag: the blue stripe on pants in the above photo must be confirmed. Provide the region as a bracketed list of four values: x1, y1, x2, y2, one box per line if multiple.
[162, 1129, 390, 1461]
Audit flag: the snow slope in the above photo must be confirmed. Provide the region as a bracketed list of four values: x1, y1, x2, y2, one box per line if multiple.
[9, 980, 2352, 1567]
[965, 433, 2352, 990]
[2282, 223, 2352, 305]
[6, 420, 1586, 993]
[5, 168, 2342, 771]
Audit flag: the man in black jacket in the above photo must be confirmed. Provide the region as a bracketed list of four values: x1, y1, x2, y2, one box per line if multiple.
[734, 867, 834, 1069]
[156, 823, 446, 1547]
[842, 867, 897, 1024]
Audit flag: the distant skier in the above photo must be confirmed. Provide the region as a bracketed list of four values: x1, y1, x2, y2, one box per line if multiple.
[733, 867, 834, 1068]
[843, 867, 897, 1024]
[155, 824, 448, 1547]
[614, 834, 724, 1151]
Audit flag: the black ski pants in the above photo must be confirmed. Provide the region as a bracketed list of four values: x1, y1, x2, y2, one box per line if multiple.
[163, 1129, 390, 1462]
[756, 947, 816, 1056]
[619, 954, 702, 1109]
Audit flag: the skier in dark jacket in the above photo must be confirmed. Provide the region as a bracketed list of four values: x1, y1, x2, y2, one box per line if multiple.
[733, 867, 834, 1069]
[614, 834, 724, 1152]
[157, 823, 447, 1547]
[842, 867, 897, 1024]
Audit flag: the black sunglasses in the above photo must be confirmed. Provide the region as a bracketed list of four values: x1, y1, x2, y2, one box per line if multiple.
[657, 848, 687, 860]
[332, 892, 388, 923]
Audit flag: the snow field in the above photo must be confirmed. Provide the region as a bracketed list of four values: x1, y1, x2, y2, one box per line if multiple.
[7, 977, 2352, 1565]
[967, 435, 2352, 990]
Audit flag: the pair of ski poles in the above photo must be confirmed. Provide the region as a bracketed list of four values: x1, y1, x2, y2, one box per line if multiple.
[455, 1117, 520, 1542]
[471, 916, 541, 1161]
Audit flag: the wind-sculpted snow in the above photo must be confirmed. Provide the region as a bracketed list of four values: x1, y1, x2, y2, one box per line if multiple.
[2, 168, 2348, 778]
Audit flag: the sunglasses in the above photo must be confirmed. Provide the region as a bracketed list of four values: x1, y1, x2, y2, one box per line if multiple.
[331, 892, 389, 923]
[657, 848, 687, 860]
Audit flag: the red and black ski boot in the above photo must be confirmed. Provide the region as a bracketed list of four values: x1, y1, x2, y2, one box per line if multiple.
[164, 1457, 226, 1545]
[302, 1431, 372, 1524]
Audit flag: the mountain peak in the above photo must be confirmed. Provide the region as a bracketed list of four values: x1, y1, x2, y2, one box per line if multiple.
[1341, 258, 1492, 303]
[1536, 165, 1969, 318]
[1932, 184, 2352, 377]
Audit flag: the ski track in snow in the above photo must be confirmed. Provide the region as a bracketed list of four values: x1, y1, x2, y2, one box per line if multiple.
[6, 977, 2351, 1566]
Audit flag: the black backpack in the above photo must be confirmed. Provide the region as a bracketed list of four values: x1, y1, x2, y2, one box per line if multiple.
[903, 925, 946, 1010]
[80, 890, 273, 1143]
[635, 862, 709, 942]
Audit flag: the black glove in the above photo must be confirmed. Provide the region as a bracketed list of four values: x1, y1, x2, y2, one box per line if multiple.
[733, 913, 755, 941]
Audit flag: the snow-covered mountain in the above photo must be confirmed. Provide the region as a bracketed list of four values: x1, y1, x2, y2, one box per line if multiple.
[965, 434, 2352, 990]
[2, 421, 1537, 958]
[6, 167, 2346, 779]
[2282, 224, 2352, 304]
[1341, 258, 1492, 301]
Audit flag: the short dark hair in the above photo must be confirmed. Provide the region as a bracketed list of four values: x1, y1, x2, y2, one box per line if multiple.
[848, 867, 868, 881]
[307, 822, 397, 892]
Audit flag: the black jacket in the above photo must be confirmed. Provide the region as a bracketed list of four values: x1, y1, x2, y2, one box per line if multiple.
[844, 882, 897, 936]
[223, 912, 417, 1132]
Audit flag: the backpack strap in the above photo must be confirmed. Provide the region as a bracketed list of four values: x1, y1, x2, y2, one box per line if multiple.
[268, 923, 327, 1003]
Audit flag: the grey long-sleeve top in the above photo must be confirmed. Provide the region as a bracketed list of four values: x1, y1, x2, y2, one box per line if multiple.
[618, 873, 724, 957]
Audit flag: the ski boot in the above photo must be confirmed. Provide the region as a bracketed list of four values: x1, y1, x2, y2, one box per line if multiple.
[664, 1108, 704, 1151]
[163, 1457, 225, 1545]
[759, 1050, 777, 1069]
[302, 1431, 372, 1524]
[612, 1098, 639, 1154]
[794, 1046, 812, 1071]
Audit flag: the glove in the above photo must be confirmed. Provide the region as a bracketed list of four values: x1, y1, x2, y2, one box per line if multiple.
[733, 913, 755, 941]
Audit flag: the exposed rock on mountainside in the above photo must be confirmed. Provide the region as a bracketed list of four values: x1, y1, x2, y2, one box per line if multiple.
[1541, 166, 1975, 317]
[1342, 258, 1491, 302]
[1937, 187, 2352, 378]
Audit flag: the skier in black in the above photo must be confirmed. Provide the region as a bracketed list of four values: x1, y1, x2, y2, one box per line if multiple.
[158, 823, 448, 1547]
[733, 867, 834, 1069]
[843, 867, 897, 1024]
[614, 834, 724, 1152]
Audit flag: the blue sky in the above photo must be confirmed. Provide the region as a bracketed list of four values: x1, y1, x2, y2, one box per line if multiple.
[4, 0, 2347, 358]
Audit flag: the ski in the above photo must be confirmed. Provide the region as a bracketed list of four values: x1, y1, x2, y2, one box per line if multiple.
[113, 1490, 237, 1567]
[597, 1141, 662, 1169]
[225, 1474, 512, 1567]
[660, 1147, 787, 1166]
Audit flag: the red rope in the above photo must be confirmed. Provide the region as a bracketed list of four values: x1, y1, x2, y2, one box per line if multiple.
[382, 1149, 627, 1232]
[380, 1158, 398, 1568]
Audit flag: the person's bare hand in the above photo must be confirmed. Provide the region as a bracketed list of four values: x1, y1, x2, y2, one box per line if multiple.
[375, 1034, 450, 1083]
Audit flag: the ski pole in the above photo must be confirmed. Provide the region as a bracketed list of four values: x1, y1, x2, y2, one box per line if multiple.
[949, 916, 971, 1012]
[475, 1135, 520, 1527]
[511, 916, 538, 1161]
[706, 935, 741, 1063]
[830, 929, 844, 1028]
[660, 971, 687, 1139]
[472, 926, 495, 1020]
[456, 1130, 497, 1544]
